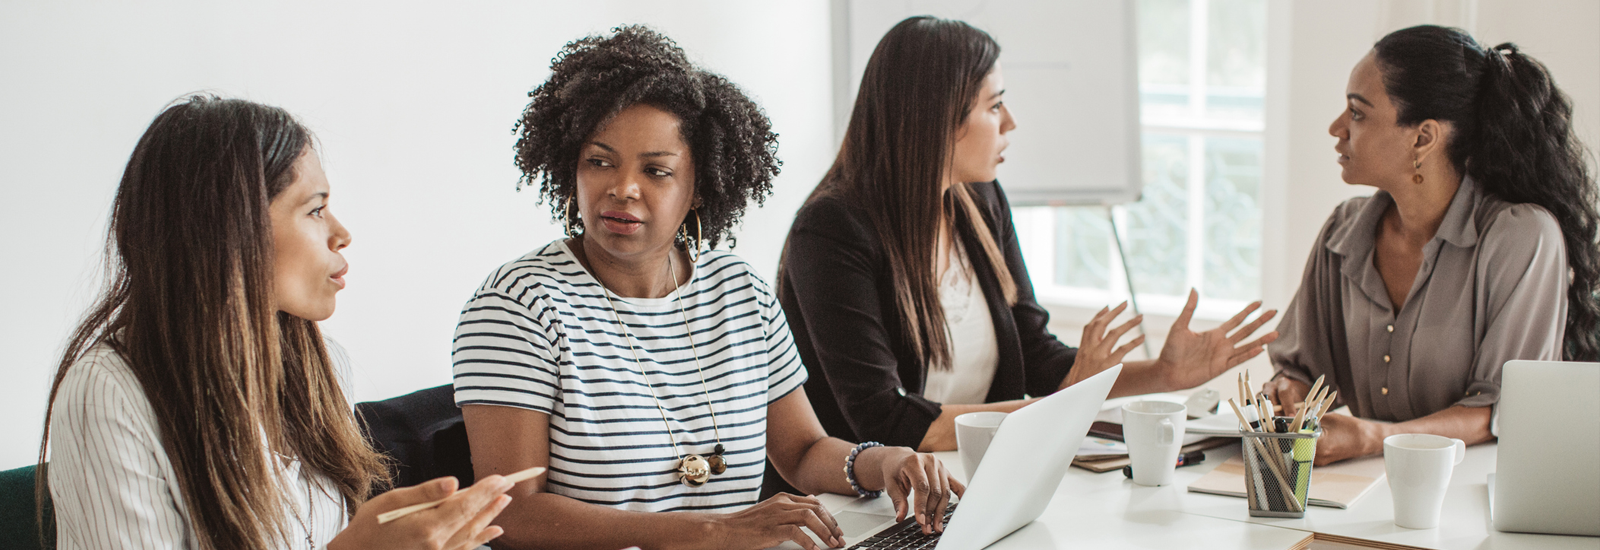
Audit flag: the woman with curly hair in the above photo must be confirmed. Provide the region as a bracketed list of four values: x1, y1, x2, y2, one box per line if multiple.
[452, 26, 961, 550]
[1264, 25, 1600, 465]
[777, 16, 1280, 458]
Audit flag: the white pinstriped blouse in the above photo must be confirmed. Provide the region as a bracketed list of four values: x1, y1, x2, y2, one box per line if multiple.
[47, 341, 353, 549]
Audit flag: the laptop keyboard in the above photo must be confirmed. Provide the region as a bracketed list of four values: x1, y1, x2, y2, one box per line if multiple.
[847, 502, 959, 549]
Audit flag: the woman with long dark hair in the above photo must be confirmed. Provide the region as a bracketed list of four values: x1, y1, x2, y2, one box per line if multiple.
[453, 26, 961, 550]
[42, 95, 513, 549]
[1265, 25, 1600, 465]
[776, 15, 1280, 456]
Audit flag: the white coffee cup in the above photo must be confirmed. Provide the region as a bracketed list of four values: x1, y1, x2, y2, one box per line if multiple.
[1384, 433, 1467, 529]
[954, 412, 1007, 482]
[1122, 400, 1187, 486]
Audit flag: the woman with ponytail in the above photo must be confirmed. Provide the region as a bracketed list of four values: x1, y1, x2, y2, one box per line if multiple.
[1265, 25, 1600, 465]
[41, 95, 513, 549]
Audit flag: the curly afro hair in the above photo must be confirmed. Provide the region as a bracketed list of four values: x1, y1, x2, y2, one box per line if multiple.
[514, 25, 781, 251]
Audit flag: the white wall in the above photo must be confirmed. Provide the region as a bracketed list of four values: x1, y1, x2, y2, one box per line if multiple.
[3, 1, 1595, 471]
[0, 1, 834, 469]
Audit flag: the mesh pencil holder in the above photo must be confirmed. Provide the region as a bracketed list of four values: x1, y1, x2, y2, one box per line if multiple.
[1240, 420, 1321, 518]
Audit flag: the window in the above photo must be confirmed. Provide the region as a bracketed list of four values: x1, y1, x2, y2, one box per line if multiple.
[1015, 0, 1266, 318]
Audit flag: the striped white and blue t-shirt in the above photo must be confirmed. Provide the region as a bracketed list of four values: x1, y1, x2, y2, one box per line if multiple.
[451, 240, 807, 513]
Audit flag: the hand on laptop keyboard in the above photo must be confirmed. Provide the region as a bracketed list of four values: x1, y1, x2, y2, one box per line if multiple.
[872, 448, 967, 534]
[849, 503, 959, 549]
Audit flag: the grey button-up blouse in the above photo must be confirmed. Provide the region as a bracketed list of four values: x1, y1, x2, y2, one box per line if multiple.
[1269, 177, 1569, 422]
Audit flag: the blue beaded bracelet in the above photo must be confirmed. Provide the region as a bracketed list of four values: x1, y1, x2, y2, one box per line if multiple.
[844, 441, 884, 498]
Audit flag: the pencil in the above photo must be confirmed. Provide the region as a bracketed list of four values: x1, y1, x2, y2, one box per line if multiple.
[377, 466, 546, 524]
[1303, 375, 1326, 417]
[1244, 372, 1254, 405]
[1299, 387, 1324, 429]
[1227, 398, 1268, 509]
[1317, 391, 1338, 419]
[1289, 390, 1310, 433]
[1228, 398, 1252, 431]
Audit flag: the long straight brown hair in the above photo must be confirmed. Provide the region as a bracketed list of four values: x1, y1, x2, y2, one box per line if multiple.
[791, 16, 1016, 371]
[37, 95, 388, 549]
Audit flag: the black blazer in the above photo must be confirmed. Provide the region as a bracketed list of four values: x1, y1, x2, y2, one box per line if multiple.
[778, 180, 1079, 448]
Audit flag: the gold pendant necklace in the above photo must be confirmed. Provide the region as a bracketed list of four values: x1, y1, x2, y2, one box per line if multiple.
[597, 251, 726, 487]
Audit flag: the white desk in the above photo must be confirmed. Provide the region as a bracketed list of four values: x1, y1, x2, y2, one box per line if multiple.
[817, 442, 1599, 549]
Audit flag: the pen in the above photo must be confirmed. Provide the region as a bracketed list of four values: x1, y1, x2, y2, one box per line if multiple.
[1122, 451, 1206, 478]
[376, 466, 545, 524]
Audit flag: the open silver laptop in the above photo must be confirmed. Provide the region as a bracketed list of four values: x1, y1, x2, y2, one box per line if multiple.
[1490, 360, 1600, 537]
[780, 365, 1121, 550]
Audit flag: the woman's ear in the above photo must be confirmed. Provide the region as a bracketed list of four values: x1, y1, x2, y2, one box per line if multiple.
[1412, 119, 1450, 165]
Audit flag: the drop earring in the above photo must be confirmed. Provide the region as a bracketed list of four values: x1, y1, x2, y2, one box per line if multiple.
[677, 209, 704, 263]
[1412, 159, 1424, 184]
[563, 193, 583, 236]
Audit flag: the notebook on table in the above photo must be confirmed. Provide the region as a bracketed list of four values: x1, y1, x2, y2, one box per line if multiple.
[1186, 453, 1385, 509]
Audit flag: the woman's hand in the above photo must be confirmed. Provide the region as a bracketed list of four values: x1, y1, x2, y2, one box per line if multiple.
[1061, 302, 1144, 391]
[1261, 377, 1311, 417]
[710, 493, 846, 550]
[1154, 290, 1280, 390]
[329, 475, 513, 550]
[1311, 413, 1387, 466]
[874, 447, 966, 535]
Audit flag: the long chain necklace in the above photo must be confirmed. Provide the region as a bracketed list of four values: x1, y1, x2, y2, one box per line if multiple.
[597, 252, 727, 487]
[282, 463, 315, 549]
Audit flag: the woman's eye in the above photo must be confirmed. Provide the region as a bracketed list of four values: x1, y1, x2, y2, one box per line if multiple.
[1349, 108, 1362, 121]
[586, 158, 612, 168]
[991, 101, 1004, 111]
[647, 167, 672, 177]
[310, 206, 326, 218]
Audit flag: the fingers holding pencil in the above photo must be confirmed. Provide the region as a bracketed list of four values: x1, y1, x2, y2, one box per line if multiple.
[331, 467, 542, 550]
[378, 467, 545, 524]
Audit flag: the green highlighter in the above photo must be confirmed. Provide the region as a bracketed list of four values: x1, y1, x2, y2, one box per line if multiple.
[1292, 422, 1317, 505]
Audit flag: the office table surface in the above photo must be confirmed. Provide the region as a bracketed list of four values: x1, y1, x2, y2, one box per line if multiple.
[813, 442, 1599, 549]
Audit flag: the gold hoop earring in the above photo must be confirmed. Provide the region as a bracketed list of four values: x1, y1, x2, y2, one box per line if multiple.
[693, 209, 703, 262]
[563, 193, 583, 237]
[678, 210, 703, 263]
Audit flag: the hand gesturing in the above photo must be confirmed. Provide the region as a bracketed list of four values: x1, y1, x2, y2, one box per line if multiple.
[1156, 289, 1279, 389]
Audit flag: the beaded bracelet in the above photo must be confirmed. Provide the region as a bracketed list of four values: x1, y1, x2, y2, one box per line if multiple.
[844, 441, 885, 498]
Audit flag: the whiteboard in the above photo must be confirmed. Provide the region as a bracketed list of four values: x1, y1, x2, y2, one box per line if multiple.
[840, 0, 1143, 206]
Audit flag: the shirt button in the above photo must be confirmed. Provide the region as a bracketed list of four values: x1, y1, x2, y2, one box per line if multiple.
[1383, 355, 1391, 363]
[897, 387, 907, 397]
[1382, 387, 1389, 395]
[1387, 325, 1394, 333]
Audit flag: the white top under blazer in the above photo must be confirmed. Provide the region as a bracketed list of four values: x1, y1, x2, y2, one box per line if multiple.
[48, 341, 353, 549]
[922, 241, 1000, 405]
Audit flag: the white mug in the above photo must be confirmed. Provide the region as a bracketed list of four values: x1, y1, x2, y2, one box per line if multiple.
[1384, 433, 1467, 529]
[1122, 400, 1187, 486]
[954, 412, 1008, 482]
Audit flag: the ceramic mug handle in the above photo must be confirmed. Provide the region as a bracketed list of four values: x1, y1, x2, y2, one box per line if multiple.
[1450, 438, 1466, 466]
[1158, 418, 1175, 446]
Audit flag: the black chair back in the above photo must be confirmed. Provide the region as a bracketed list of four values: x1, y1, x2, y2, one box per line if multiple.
[355, 385, 475, 493]
[0, 463, 54, 550]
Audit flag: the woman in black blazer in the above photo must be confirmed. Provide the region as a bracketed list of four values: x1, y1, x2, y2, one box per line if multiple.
[776, 16, 1280, 456]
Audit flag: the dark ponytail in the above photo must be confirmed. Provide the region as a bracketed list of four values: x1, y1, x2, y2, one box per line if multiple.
[1375, 25, 1600, 361]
